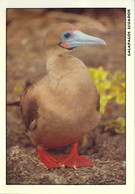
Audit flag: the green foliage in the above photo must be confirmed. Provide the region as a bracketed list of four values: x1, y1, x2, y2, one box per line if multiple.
[13, 86, 23, 94]
[89, 66, 125, 134]
[82, 135, 88, 147]
[89, 66, 125, 115]
[115, 117, 125, 134]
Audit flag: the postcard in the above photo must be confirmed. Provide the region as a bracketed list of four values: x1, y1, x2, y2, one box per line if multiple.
[0, 0, 134, 194]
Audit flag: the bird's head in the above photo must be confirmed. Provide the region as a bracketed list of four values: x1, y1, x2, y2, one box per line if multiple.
[44, 23, 106, 60]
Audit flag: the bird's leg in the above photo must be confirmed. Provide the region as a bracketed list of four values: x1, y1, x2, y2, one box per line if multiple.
[37, 146, 61, 169]
[58, 143, 94, 168]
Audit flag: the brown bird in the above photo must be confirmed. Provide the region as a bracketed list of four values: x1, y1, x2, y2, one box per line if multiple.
[20, 23, 106, 169]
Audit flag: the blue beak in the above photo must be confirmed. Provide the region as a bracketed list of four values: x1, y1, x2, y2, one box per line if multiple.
[68, 30, 106, 47]
[60, 30, 106, 49]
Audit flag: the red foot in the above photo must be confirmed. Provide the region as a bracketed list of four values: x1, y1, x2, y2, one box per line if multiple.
[38, 146, 61, 169]
[57, 143, 94, 168]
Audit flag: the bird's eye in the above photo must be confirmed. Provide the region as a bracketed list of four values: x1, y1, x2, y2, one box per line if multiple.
[64, 32, 71, 38]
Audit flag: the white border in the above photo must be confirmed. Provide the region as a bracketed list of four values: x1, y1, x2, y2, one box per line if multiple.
[0, 0, 134, 194]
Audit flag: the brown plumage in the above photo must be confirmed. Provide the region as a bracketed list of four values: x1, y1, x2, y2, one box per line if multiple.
[20, 23, 105, 169]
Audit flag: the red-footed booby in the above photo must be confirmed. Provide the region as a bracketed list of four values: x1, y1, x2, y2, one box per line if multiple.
[20, 23, 106, 169]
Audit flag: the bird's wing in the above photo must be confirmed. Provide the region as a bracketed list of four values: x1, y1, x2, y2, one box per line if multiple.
[20, 82, 39, 132]
[20, 70, 46, 132]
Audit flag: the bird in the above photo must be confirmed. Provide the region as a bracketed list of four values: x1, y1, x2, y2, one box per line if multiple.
[20, 22, 106, 169]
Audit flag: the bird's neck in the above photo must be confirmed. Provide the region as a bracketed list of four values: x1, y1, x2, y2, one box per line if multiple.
[45, 48, 90, 88]
[45, 46, 72, 64]
[46, 47, 75, 74]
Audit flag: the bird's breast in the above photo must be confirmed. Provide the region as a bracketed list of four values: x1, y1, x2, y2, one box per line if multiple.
[37, 64, 98, 123]
[30, 57, 100, 148]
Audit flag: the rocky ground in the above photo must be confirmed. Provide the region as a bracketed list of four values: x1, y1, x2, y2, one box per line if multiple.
[6, 8, 126, 185]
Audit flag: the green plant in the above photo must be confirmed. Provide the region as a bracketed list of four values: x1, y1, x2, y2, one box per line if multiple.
[13, 86, 23, 94]
[89, 66, 125, 134]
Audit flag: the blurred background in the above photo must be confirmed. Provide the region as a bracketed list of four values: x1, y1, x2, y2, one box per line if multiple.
[6, 9, 126, 184]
